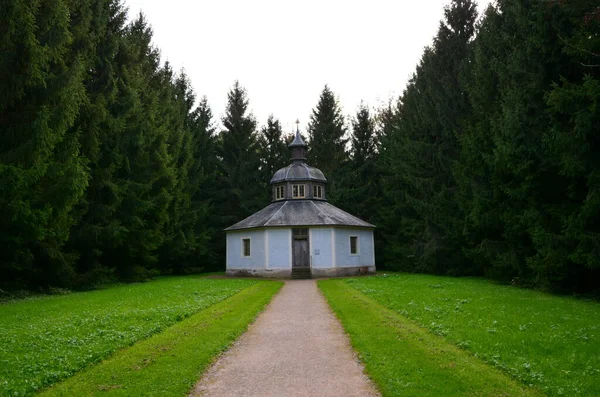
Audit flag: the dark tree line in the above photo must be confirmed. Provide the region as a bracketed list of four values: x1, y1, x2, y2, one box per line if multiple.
[372, 0, 600, 292]
[1, 0, 598, 293]
[0, 1, 289, 289]
[300, 0, 600, 293]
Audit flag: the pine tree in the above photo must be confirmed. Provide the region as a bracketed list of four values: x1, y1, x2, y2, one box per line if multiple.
[307, 85, 348, 201]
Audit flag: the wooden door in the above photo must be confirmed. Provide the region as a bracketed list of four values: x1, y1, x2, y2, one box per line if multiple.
[293, 238, 309, 268]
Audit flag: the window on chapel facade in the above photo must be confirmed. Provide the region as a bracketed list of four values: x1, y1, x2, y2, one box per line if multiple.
[242, 238, 251, 257]
[275, 185, 285, 200]
[292, 184, 305, 198]
[350, 236, 358, 255]
[313, 185, 322, 199]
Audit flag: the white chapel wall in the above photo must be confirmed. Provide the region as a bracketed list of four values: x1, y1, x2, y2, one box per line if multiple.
[334, 228, 375, 268]
[226, 229, 266, 270]
[267, 228, 291, 269]
[309, 227, 334, 268]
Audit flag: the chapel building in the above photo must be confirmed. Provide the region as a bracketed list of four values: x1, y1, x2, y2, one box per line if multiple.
[225, 127, 376, 279]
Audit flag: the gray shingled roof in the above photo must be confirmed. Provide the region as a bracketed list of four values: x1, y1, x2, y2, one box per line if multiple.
[225, 200, 375, 231]
[270, 163, 327, 184]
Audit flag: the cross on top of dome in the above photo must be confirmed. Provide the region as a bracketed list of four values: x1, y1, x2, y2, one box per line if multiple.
[288, 119, 306, 150]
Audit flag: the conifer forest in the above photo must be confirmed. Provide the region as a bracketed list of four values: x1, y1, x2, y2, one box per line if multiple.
[1, 0, 598, 293]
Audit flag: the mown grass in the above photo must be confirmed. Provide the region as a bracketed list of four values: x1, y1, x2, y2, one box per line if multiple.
[319, 279, 541, 397]
[39, 281, 282, 396]
[339, 273, 600, 396]
[0, 276, 256, 396]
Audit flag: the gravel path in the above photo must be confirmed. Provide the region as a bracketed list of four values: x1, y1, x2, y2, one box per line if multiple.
[190, 279, 379, 397]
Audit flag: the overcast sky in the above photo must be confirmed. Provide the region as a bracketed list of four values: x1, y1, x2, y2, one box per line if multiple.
[124, 0, 493, 133]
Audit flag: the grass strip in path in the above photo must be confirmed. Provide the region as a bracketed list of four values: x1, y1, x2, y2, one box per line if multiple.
[318, 279, 542, 397]
[39, 281, 283, 397]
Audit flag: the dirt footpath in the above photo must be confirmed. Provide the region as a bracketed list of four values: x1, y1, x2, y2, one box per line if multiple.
[190, 279, 379, 397]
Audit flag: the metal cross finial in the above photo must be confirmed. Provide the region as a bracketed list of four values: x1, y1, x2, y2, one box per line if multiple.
[295, 119, 300, 133]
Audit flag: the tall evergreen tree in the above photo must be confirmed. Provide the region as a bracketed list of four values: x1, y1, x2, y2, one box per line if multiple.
[216, 81, 263, 230]
[375, 100, 417, 269]
[351, 103, 377, 167]
[453, 0, 600, 290]
[307, 85, 348, 201]
[101, 13, 175, 280]
[379, 0, 477, 274]
[453, 4, 506, 279]
[68, 0, 129, 284]
[0, 0, 92, 287]
[335, 103, 379, 221]
[539, 1, 600, 290]
[258, 115, 287, 200]
[473, 0, 597, 288]
[156, 69, 197, 274]
[186, 97, 220, 271]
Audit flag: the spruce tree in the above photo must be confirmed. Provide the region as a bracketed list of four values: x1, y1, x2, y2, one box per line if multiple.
[156, 70, 197, 274]
[540, 0, 600, 290]
[335, 103, 379, 221]
[307, 85, 348, 201]
[454, 0, 600, 290]
[0, 0, 92, 287]
[68, 0, 129, 284]
[216, 81, 263, 230]
[258, 115, 288, 200]
[351, 103, 377, 167]
[101, 13, 174, 280]
[187, 97, 220, 270]
[374, 100, 418, 269]
[378, 0, 477, 274]
[482, 0, 599, 288]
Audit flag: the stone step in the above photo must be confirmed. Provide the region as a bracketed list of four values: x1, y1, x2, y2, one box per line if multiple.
[291, 267, 312, 279]
[291, 275, 312, 280]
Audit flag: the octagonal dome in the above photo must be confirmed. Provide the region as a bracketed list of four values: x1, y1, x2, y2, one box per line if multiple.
[270, 163, 327, 184]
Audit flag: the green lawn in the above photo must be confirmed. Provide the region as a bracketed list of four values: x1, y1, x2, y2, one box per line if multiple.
[325, 274, 600, 397]
[0, 276, 257, 396]
[320, 279, 541, 397]
[39, 281, 282, 396]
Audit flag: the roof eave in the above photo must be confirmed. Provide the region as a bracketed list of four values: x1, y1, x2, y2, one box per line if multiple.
[225, 223, 376, 232]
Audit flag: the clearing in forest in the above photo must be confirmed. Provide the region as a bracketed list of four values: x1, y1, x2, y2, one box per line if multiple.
[320, 274, 599, 397]
[191, 280, 379, 397]
[0, 276, 277, 396]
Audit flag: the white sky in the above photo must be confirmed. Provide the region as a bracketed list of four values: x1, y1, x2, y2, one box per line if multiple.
[124, 0, 492, 133]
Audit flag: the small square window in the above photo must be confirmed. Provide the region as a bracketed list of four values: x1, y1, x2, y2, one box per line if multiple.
[292, 184, 305, 198]
[313, 185, 322, 199]
[242, 238, 251, 257]
[350, 236, 358, 255]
